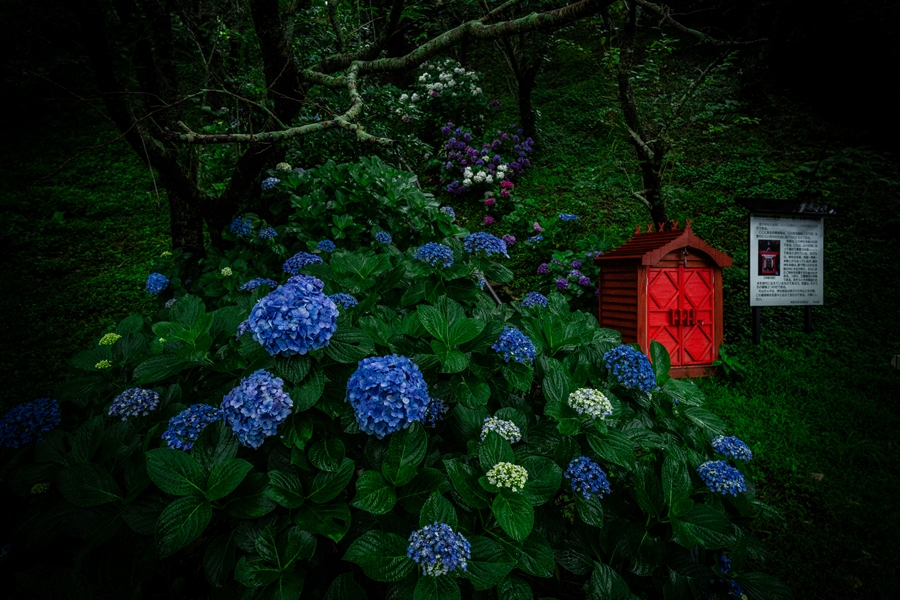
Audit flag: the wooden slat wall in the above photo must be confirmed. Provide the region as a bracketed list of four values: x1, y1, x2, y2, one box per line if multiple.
[654, 250, 710, 269]
[599, 265, 638, 343]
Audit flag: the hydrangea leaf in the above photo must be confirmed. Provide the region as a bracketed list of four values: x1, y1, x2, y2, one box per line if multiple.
[57, 463, 123, 507]
[451, 377, 490, 408]
[191, 421, 240, 474]
[307, 457, 355, 503]
[268, 571, 305, 600]
[155, 495, 212, 558]
[205, 458, 253, 501]
[113, 333, 147, 365]
[265, 469, 305, 508]
[662, 455, 692, 509]
[234, 556, 281, 588]
[171, 295, 206, 329]
[413, 575, 461, 600]
[294, 501, 351, 542]
[732, 572, 795, 600]
[274, 355, 311, 385]
[398, 468, 451, 514]
[660, 379, 705, 406]
[418, 304, 449, 343]
[541, 362, 574, 404]
[448, 318, 485, 347]
[670, 504, 734, 549]
[382, 422, 427, 487]
[483, 261, 513, 283]
[71, 416, 104, 464]
[133, 355, 190, 385]
[291, 370, 325, 413]
[464, 536, 516, 590]
[280, 526, 316, 568]
[448, 403, 489, 443]
[575, 492, 605, 528]
[324, 573, 368, 600]
[585, 561, 631, 600]
[492, 491, 533, 542]
[683, 407, 727, 436]
[512, 530, 554, 578]
[308, 438, 346, 472]
[222, 472, 276, 519]
[444, 459, 491, 509]
[431, 340, 468, 373]
[587, 430, 636, 472]
[502, 362, 533, 392]
[649, 340, 671, 385]
[351, 470, 396, 514]
[116, 314, 145, 335]
[479, 431, 515, 470]
[520, 456, 562, 507]
[342, 531, 415, 582]
[203, 531, 237, 587]
[146, 448, 206, 496]
[419, 492, 458, 529]
[555, 546, 594, 576]
[634, 461, 665, 518]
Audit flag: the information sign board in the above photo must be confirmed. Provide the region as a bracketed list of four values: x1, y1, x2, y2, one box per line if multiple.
[749, 215, 824, 307]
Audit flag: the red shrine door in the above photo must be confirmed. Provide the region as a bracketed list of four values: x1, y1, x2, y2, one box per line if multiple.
[647, 267, 715, 366]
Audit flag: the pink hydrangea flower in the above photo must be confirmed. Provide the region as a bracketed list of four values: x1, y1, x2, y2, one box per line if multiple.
[484, 216, 495, 225]
[485, 197, 495, 206]
[533, 222, 543, 232]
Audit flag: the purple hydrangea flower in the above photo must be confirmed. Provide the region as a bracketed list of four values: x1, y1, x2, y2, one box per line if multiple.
[221, 370, 293, 449]
[108, 388, 160, 421]
[578, 276, 592, 287]
[162, 404, 222, 451]
[537, 263, 548, 274]
[556, 278, 568, 290]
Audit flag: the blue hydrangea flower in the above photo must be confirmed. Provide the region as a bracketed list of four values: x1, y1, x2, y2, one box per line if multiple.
[414, 243, 454, 269]
[346, 355, 430, 438]
[330, 293, 358, 310]
[603, 345, 657, 392]
[230, 216, 253, 237]
[491, 327, 536, 364]
[287, 274, 325, 290]
[283, 252, 324, 275]
[0, 398, 61, 448]
[718, 556, 746, 598]
[697, 460, 747, 496]
[521, 292, 548, 308]
[424, 400, 448, 428]
[528, 235, 544, 243]
[407, 522, 471, 577]
[108, 388, 160, 421]
[259, 227, 278, 240]
[261, 177, 280, 190]
[375, 231, 393, 244]
[712, 435, 753, 462]
[565, 456, 611, 500]
[559, 213, 579, 221]
[221, 370, 293, 449]
[162, 404, 222, 451]
[317, 239, 336, 252]
[439, 206, 456, 221]
[240, 278, 279, 292]
[145, 273, 169, 295]
[463, 232, 509, 258]
[243, 276, 337, 356]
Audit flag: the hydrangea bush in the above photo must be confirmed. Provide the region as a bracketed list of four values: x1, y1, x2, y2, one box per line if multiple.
[0, 160, 788, 600]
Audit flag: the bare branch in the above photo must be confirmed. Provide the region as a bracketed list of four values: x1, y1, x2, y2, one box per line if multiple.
[317, 0, 406, 73]
[627, 126, 655, 160]
[634, 0, 767, 46]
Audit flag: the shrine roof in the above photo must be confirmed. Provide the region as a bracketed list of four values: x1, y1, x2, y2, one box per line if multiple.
[595, 224, 733, 267]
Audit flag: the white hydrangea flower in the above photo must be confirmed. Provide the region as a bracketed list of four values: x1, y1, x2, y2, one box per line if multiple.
[411, 93, 420, 102]
[568, 388, 614, 419]
[475, 87, 482, 94]
[221, 267, 233, 277]
[419, 73, 429, 82]
[480, 417, 522, 443]
[463, 178, 472, 186]
[486, 462, 529, 492]
[399, 93, 409, 101]
[447, 80, 456, 87]
[485, 175, 493, 184]
[463, 167, 474, 177]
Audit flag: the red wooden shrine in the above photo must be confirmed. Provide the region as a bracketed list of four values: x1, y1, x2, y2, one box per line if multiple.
[595, 222, 733, 378]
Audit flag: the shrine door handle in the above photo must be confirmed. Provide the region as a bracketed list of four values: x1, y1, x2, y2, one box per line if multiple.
[670, 309, 679, 325]
[689, 309, 695, 325]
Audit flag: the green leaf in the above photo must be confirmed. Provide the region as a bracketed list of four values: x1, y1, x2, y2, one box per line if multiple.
[269, 572, 305, 600]
[465, 536, 516, 590]
[498, 576, 533, 599]
[325, 573, 368, 600]
[155, 495, 212, 558]
[326, 327, 375, 363]
[266, 470, 305, 508]
[342, 531, 415, 582]
[503, 362, 533, 392]
[308, 457, 355, 503]
[351, 470, 397, 514]
[122, 493, 167, 535]
[492, 491, 534, 542]
[661, 379, 705, 406]
[587, 430, 636, 471]
[292, 370, 325, 412]
[234, 556, 281, 588]
[133, 355, 189, 384]
[479, 432, 515, 469]
[650, 340, 671, 384]
[308, 438, 346, 472]
[452, 377, 490, 408]
[448, 318, 485, 347]
[382, 422, 427, 486]
[431, 339, 468, 373]
[414, 576, 460, 600]
[171, 295, 205, 328]
[662, 455, 692, 510]
[223, 472, 276, 519]
[281, 526, 316, 568]
[116, 313, 145, 334]
[205, 458, 253, 501]
[683, 407, 727, 436]
[418, 304, 449, 344]
[274, 355, 311, 385]
[575, 493, 605, 528]
[514, 530, 555, 577]
[420, 492, 457, 529]
[671, 504, 734, 549]
[444, 459, 491, 509]
[57, 463, 123, 507]
[203, 532, 237, 587]
[733, 573, 795, 600]
[483, 261, 514, 283]
[585, 561, 631, 600]
[542, 364, 574, 404]
[295, 501, 351, 542]
[146, 448, 206, 496]
[634, 460, 665, 517]
[71, 416, 105, 464]
[191, 420, 239, 474]
[520, 456, 562, 507]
